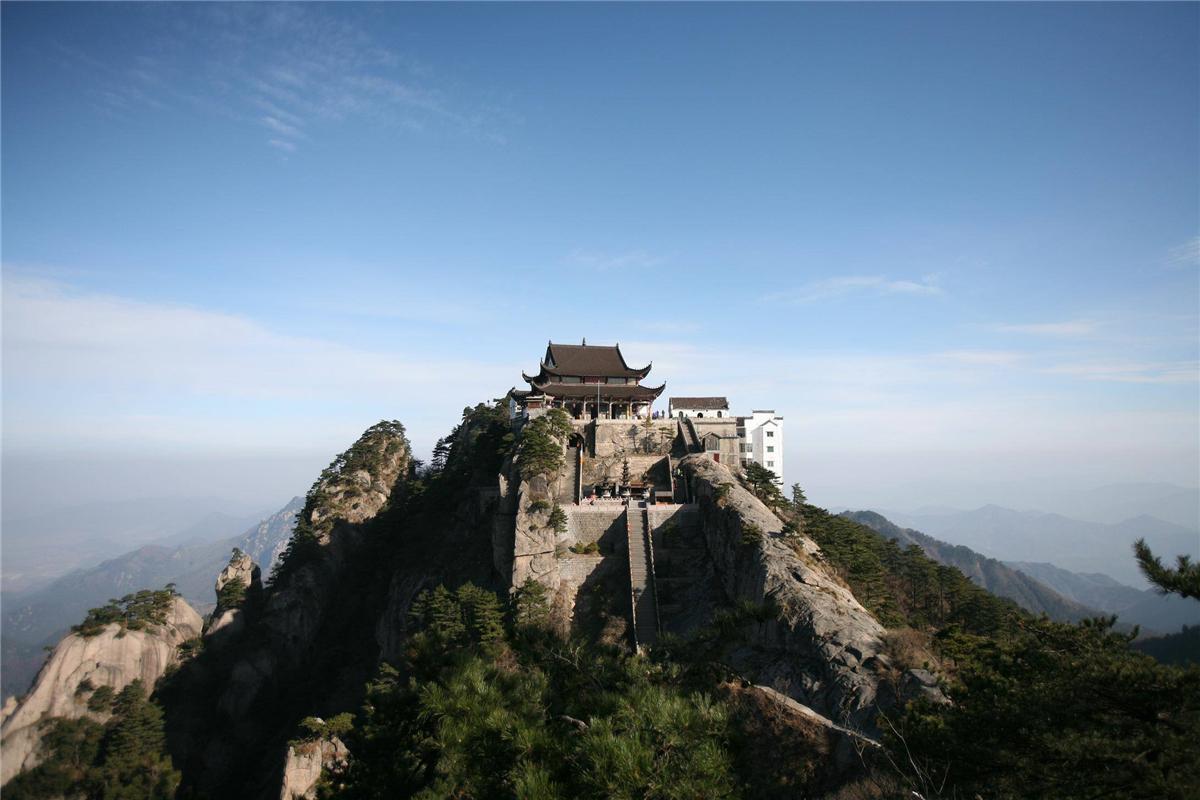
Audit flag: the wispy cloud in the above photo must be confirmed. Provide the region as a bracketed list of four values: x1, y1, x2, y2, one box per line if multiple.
[993, 320, 1097, 337]
[57, 4, 517, 153]
[565, 249, 666, 271]
[765, 274, 943, 304]
[934, 350, 1023, 366]
[1043, 360, 1198, 384]
[1168, 236, 1200, 267]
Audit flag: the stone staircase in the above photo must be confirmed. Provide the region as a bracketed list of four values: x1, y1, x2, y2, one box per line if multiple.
[625, 504, 660, 650]
[559, 446, 582, 504]
[678, 417, 702, 453]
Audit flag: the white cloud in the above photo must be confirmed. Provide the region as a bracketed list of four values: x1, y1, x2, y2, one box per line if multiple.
[1, 277, 514, 453]
[993, 320, 1097, 337]
[261, 115, 305, 140]
[267, 138, 297, 154]
[765, 274, 943, 304]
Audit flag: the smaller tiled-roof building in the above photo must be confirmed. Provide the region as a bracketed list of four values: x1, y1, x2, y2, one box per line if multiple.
[669, 397, 730, 418]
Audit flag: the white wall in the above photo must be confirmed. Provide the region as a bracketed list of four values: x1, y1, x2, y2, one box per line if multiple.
[671, 407, 731, 419]
[737, 411, 784, 485]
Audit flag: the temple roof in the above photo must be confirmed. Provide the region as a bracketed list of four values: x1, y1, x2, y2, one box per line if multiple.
[541, 341, 650, 379]
[528, 381, 665, 400]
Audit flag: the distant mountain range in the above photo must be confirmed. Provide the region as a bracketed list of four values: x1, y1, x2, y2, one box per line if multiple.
[1040, 482, 1198, 530]
[843, 511, 1200, 636]
[1, 497, 273, 594]
[878, 505, 1198, 589]
[1004, 560, 1200, 633]
[843, 511, 1104, 623]
[1, 497, 303, 699]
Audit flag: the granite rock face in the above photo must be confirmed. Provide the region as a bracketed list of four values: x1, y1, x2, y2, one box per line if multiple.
[678, 454, 890, 730]
[0, 596, 203, 785]
[278, 736, 349, 800]
[216, 549, 258, 601]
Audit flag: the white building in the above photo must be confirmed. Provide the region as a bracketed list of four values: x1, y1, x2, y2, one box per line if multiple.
[737, 410, 784, 485]
[668, 396, 732, 419]
[669, 397, 785, 485]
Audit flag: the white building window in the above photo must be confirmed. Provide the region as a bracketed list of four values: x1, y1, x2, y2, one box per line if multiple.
[766, 431, 774, 437]
[767, 461, 774, 468]
[767, 446, 774, 453]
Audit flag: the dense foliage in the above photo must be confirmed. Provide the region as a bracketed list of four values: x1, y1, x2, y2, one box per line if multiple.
[1134, 624, 1200, 666]
[318, 582, 745, 800]
[803, 505, 1016, 632]
[740, 463, 787, 510]
[516, 409, 572, 481]
[6, 680, 179, 800]
[898, 618, 1200, 799]
[71, 587, 178, 638]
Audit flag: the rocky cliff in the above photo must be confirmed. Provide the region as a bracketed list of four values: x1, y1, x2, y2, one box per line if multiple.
[166, 422, 409, 791]
[0, 595, 202, 784]
[677, 454, 892, 730]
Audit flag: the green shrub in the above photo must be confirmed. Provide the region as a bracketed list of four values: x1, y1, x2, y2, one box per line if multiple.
[295, 712, 354, 744]
[72, 588, 177, 638]
[714, 483, 733, 506]
[512, 578, 551, 629]
[86, 685, 115, 713]
[740, 523, 763, 547]
[516, 410, 572, 480]
[568, 541, 600, 555]
[216, 579, 246, 610]
[548, 504, 568, 533]
[528, 499, 551, 514]
[177, 638, 203, 660]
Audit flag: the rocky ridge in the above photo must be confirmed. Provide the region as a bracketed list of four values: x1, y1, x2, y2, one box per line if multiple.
[678, 454, 893, 730]
[0, 595, 202, 784]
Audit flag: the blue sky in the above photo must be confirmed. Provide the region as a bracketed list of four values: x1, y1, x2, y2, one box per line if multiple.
[2, 2, 1198, 516]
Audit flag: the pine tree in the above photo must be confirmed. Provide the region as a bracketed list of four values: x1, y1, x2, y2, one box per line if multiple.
[1134, 538, 1200, 600]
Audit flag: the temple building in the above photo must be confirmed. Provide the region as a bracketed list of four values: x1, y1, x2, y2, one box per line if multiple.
[509, 340, 665, 420]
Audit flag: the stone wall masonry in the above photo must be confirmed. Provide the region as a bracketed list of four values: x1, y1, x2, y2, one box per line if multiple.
[590, 419, 676, 459]
[557, 554, 607, 585]
[564, 506, 626, 546]
[581, 455, 668, 492]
